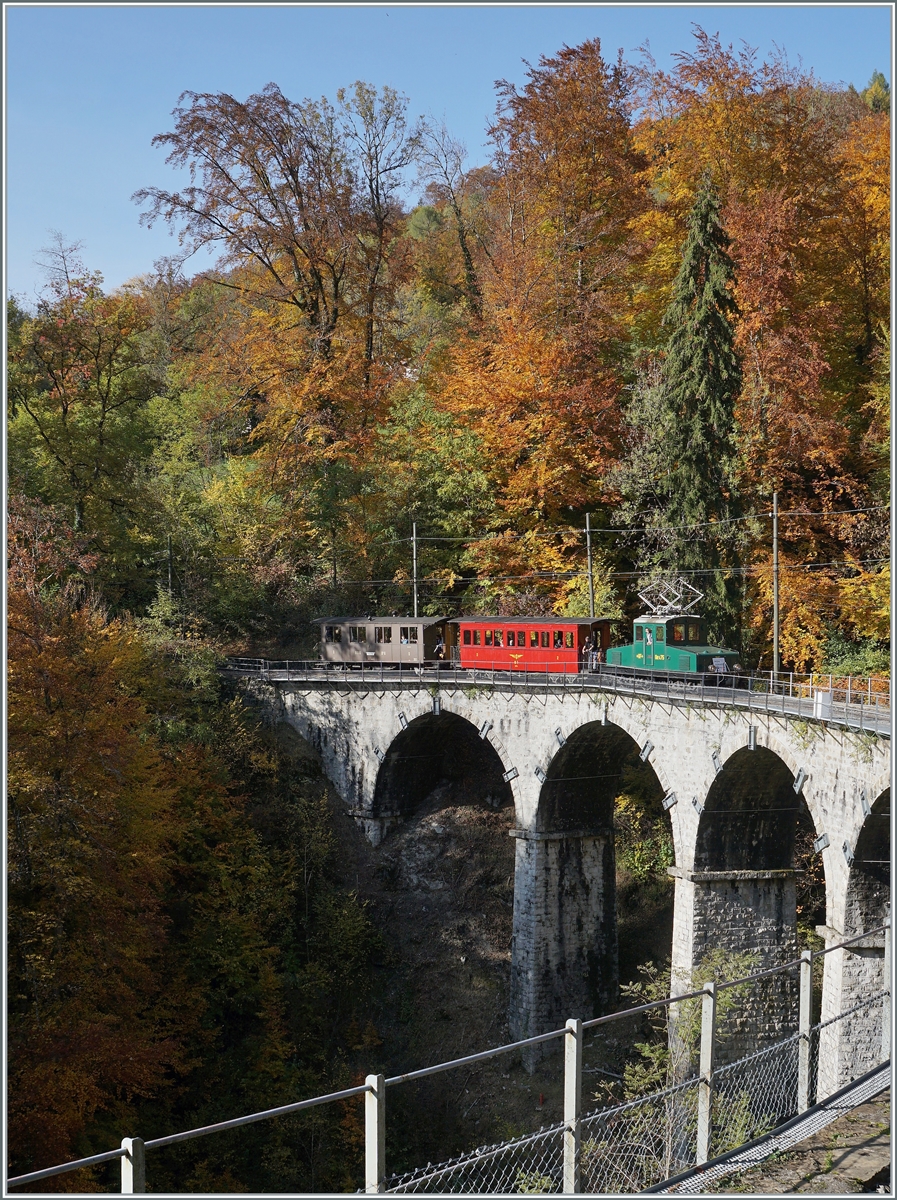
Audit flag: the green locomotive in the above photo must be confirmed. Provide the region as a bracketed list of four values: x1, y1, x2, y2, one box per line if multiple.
[605, 579, 742, 677]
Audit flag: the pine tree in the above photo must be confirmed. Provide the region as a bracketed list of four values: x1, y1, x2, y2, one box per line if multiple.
[619, 180, 743, 645]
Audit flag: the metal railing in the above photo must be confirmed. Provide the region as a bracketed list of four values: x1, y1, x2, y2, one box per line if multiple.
[223, 659, 891, 736]
[8, 923, 889, 1195]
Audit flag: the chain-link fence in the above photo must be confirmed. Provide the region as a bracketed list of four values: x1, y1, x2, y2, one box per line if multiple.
[9, 929, 889, 1194]
[385, 1121, 565, 1194]
[579, 1076, 700, 1192]
[811, 989, 889, 1099]
[711, 1033, 799, 1157]
[379, 933, 889, 1195]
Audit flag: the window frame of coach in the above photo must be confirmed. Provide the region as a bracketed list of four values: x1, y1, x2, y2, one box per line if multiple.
[447, 617, 612, 674]
[313, 617, 448, 665]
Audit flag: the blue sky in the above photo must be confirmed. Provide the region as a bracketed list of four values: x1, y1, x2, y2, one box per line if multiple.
[5, 3, 893, 302]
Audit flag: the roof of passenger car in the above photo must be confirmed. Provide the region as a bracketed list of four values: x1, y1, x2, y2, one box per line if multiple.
[311, 616, 447, 627]
[446, 616, 612, 625]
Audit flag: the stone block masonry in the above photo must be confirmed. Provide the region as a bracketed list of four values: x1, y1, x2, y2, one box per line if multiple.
[243, 676, 889, 1088]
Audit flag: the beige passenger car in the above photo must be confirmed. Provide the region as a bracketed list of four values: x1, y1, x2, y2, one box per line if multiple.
[312, 617, 449, 666]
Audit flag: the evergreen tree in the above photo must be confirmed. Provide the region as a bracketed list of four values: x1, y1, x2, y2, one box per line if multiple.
[618, 180, 743, 645]
[861, 70, 890, 113]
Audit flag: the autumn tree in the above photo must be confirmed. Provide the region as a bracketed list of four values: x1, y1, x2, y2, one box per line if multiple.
[7, 496, 381, 1190]
[136, 81, 421, 366]
[338, 81, 423, 373]
[486, 38, 646, 342]
[7, 496, 184, 1180]
[7, 241, 159, 605]
[628, 30, 875, 353]
[415, 121, 485, 315]
[861, 70, 890, 113]
[135, 85, 354, 358]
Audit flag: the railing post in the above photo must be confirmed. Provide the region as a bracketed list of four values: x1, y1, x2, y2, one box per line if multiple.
[798, 950, 813, 1112]
[365, 1073, 386, 1193]
[882, 921, 891, 1063]
[696, 983, 717, 1165]
[563, 1018, 582, 1193]
[120, 1138, 145, 1194]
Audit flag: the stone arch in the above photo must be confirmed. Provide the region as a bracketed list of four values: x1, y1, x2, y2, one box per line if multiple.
[510, 721, 667, 1039]
[371, 710, 513, 822]
[818, 788, 890, 1095]
[679, 747, 816, 1063]
[560, 704, 676, 802]
[845, 788, 890, 936]
[736, 726, 829, 847]
[695, 747, 809, 872]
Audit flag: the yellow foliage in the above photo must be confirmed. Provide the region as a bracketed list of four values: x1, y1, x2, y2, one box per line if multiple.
[839, 565, 890, 642]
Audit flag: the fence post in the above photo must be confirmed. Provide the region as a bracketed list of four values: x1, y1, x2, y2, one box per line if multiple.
[563, 1018, 583, 1193]
[365, 1073, 386, 1193]
[882, 921, 891, 1063]
[696, 983, 717, 1165]
[120, 1138, 145, 1194]
[798, 950, 813, 1112]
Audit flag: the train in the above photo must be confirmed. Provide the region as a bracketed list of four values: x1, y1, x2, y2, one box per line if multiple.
[312, 582, 744, 680]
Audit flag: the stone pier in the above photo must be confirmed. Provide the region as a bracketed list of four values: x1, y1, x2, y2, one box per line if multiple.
[243, 673, 889, 1083]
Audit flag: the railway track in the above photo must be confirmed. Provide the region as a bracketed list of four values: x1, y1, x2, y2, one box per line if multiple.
[224, 660, 890, 737]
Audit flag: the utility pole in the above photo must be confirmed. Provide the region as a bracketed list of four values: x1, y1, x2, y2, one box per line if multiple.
[585, 513, 595, 619]
[412, 521, 418, 618]
[772, 491, 780, 677]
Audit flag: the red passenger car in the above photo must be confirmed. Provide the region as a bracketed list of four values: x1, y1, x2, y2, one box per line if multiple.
[447, 617, 612, 674]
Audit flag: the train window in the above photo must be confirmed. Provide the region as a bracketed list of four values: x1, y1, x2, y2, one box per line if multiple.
[409, 627, 418, 644]
[473, 630, 481, 646]
[507, 631, 515, 647]
[531, 631, 539, 647]
[635, 626, 643, 641]
[656, 626, 665, 641]
[518, 629, 526, 644]
[463, 629, 472, 646]
[688, 622, 701, 643]
[349, 626, 365, 643]
[325, 625, 341, 643]
[540, 631, 550, 648]
[494, 629, 503, 647]
[565, 631, 574, 648]
[553, 630, 563, 649]
[375, 626, 392, 644]
[672, 623, 686, 643]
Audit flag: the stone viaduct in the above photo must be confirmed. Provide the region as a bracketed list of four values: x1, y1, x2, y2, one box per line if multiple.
[240, 670, 890, 1093]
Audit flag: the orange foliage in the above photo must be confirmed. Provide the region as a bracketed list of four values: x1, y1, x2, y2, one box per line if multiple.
[433, 314, 619, 602]
[7, 497, 189, 1176]
[486, 38, 647, 345]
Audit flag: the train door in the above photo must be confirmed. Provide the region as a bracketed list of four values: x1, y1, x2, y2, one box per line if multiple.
[644, 625, 655, 668]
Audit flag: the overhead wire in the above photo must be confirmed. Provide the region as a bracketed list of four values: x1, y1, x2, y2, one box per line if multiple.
[375, 505, 889, 545]
[326, 557, 889, 589]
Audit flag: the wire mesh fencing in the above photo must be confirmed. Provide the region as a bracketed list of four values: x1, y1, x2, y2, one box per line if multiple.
[379, 941, 888, 1195]
[579, 1076, 700, 1192]
[384, 1121, 565, 1194]
[811, 988, 889, 1100]
[9, 929, 889, 1194]
[711, 1032, 799, 1157]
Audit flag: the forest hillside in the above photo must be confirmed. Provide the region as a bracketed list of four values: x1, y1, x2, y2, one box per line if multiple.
[7, 33, 889, 1192]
